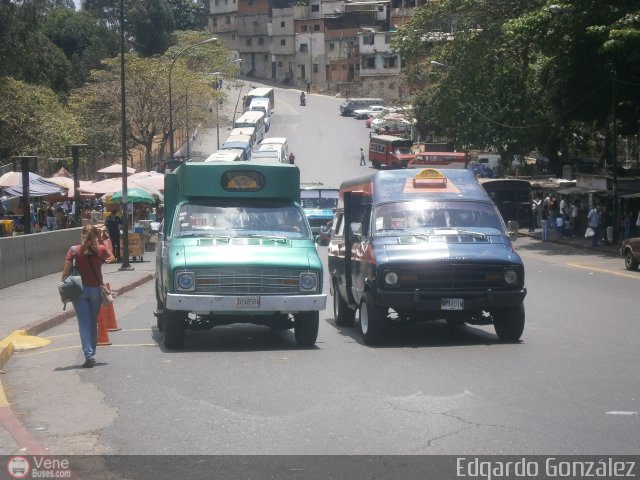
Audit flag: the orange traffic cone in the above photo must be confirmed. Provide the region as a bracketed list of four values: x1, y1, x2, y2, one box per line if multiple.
[97, 307, 112, 346]
[103, 283, 121, 332]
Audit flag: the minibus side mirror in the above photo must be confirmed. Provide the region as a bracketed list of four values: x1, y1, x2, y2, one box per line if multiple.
[507, 221, 519, 241]
[350, 222, 362, 242]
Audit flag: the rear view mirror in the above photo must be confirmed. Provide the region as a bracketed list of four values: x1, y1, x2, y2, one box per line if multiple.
[507, 221, 519, 241]
[350, 222, 362, 241]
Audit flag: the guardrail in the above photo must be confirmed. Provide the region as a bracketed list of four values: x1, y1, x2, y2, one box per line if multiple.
[0, 228, 81, 289]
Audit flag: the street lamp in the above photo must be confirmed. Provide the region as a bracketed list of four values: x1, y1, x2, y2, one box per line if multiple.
[168, 37, 217, 163]
[209, 72, 222, 150]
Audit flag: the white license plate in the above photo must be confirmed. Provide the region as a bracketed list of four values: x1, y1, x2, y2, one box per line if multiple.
[441, 298, 464, 310]
[236, 296, 260, 308]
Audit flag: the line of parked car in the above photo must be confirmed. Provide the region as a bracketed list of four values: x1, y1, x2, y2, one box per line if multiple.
[339, 97, 414, 136]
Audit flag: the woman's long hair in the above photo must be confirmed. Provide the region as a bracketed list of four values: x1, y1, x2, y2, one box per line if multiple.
[80, 225, 100, 256]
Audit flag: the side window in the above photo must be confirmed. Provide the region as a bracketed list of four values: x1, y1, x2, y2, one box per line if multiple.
[361, 205, 372, 237]
[334, 213, 345, 238]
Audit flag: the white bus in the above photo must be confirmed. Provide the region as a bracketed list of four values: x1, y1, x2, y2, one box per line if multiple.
[243, 87, 275, 112]
[233, 111, 265, 143]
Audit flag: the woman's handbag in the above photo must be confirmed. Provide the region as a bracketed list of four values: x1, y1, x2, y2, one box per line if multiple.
[58, 246, 83, 310]
[100, 284, 114, 305]
[88, 256, 113, 305]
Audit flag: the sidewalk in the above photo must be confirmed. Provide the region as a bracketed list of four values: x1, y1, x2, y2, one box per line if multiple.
[518, 226, 622, 257]
[0, 257, 155, 455]
[0, 259, 155, 367]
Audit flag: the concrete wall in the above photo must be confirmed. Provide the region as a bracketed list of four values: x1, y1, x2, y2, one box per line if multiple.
[0, 228, 81, 290]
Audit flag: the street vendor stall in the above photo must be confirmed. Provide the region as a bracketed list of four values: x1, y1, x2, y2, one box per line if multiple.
[109, 187, 157, 262]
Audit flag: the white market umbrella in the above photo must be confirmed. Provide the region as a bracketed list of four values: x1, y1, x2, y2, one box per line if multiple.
[97, 163, 136, 175]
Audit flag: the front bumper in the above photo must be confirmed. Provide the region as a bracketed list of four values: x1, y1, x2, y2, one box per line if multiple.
[167, 293, 327, 315]
[376, 288, 527, 310]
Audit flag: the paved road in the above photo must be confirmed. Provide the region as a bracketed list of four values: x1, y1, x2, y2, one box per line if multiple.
[1, 81, 638, 469]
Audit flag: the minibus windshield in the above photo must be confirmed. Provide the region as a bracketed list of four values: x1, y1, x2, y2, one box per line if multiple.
[173, 201, 311, 240]
[373, 201, 505, 236]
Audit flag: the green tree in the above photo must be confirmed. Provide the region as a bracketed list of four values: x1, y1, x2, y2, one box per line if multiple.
[129, 0, 176, 57]
[394, 0, 640, 174]
[167, 0, 208, 30]
[69, 34, 231, 170]
[0, 77, 84, 163]
[0, 1, 72, 92]
[43, 8, 119, 88]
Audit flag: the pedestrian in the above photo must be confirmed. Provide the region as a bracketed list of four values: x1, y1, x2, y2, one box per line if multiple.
[529, 194, 540, 232]
[60, 225, 109, 368]
[288, 152, 296, 165]
[99, 228, 116, 264]
[587, 205, 600, 247]
[104, 209, 122, 261]
[548, 194, 558, 232]
[570, 200, 580, 237]
[555, 214, 566, 238]
[541, 193, 550, 241]
[46, 202, 57, 231]
[360, 147, 366, 166]
[623, 208, 632, 240]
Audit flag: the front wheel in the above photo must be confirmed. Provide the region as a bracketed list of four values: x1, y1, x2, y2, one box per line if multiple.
[492, 304, 525, 341]
[359, 291, 387, 345]
[294, 311, 319, 347]
[624, 249, 639, 271]
[155, 281, 164, 331]
[163, 309, 186, 349]
[333, 280, 355, 327]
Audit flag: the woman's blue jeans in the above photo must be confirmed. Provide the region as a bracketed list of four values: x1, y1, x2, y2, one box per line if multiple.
[72, 286, 102, 360]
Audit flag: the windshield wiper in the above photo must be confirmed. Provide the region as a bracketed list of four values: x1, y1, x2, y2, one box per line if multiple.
[178, 231, 229, 239]
[245, 234, 288, 242]
[456, 229, 487, 239]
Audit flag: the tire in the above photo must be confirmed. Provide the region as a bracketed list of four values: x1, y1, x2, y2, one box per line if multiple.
[294, 311, 319, 347]
[624, 249, 639, 271]
[163, 309, 186, 349]
[155, 282, 164, 331]
[492, 304, 525, 341]
[359, 291, 387, 345]
[333, 280, 355, 327]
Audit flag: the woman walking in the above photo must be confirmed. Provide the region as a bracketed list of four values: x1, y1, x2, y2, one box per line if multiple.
[60, 225, 108, 368]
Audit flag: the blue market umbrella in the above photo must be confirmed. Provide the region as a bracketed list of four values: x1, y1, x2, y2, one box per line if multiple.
[110, 187, 155, 204]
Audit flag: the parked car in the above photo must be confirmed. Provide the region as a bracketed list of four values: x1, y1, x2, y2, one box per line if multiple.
[620, 236, 640, 270]
[352, 105, 386, 120]
[469, 162, 497, 178]
[373, 118, 412, 136]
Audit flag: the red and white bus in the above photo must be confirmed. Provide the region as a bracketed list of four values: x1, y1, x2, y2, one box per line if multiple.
[368, 135, 415, 169]
[408, 151, 468, 169]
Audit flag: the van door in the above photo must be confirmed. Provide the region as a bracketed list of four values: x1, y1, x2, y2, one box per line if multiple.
[343, 191, 369, 306]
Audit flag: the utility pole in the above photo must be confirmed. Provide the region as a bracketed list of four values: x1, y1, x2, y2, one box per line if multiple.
[69, 144, 88, 226]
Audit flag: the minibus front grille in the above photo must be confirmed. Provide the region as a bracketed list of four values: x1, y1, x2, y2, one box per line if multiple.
[381, 263, 520, 290]
[192, 267, 302, 294]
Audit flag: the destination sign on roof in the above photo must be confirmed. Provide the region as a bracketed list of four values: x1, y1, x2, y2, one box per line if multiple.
[413, 168, 447, 188]
[403, 169, 461, 194]
[221, 171, 264, 192]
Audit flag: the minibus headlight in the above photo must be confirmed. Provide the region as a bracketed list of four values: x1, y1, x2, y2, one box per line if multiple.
[503, 269, 518, 285]
[299, 273, 318, 292]
[176, 272, 195, 291]
[384, 271, 399, 286]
